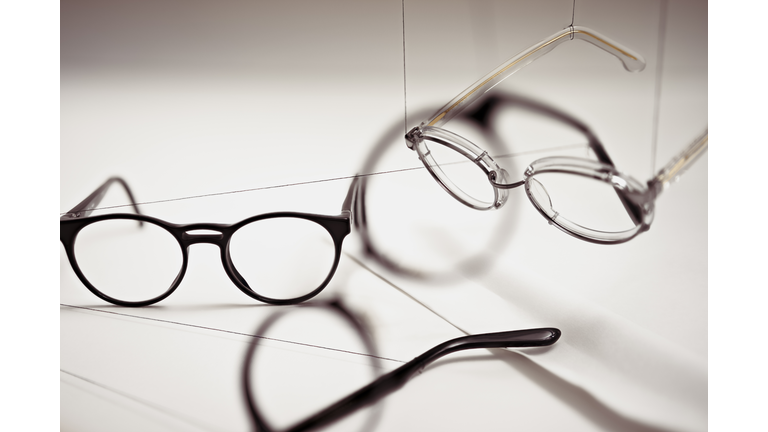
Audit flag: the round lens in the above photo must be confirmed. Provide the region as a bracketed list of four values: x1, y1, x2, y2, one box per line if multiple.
[245, 305, 380, 431]
[421, 138, 496, 206]
[229, 217, 337, 301]
[526, 172, 639, 235]
[74, 218, 183, 303]
[358, 108, 521, 280]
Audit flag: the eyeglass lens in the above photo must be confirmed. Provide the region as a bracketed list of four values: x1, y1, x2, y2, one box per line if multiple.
[360, 108, 519, 279]
[74, 218, 183, 302]
[74, 217, 338, 303]
[527, 172, 637, 233]
[422, 138, 497, 204]
[228, 217, 337, 300]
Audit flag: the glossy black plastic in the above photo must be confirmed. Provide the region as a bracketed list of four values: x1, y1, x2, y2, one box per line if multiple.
[242, 300, 561, 432]
[60, 177, 352, 307]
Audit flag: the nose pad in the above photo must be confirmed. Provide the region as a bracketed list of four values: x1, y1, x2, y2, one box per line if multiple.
[528, 178, 558, 223]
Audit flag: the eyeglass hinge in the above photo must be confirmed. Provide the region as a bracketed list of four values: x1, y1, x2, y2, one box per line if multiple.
[405, 126, 423, 150]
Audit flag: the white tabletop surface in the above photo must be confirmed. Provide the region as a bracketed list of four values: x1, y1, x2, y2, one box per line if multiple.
[53, 0, 717, 431]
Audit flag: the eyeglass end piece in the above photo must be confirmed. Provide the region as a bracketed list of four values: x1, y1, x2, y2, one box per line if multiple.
[405, 126, 423, 150]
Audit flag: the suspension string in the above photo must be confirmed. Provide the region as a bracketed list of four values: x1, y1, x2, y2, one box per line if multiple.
[402, 0, 408, 134]
[568, 0, 575, 39]
[61, 2, 414, 217]
[64, 5, 404, 217]
[57, 167, 428, 215]
[59, 139, 592, 216]
[650, 0, 668, 174]
[59, 2, 591, 217]
[60, 303, 406, 363]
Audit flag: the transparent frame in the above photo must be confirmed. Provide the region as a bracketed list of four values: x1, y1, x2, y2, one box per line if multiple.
[521, 131, 708, 243]
[405, 26, 645, 211]
[405, 25, 708, 244]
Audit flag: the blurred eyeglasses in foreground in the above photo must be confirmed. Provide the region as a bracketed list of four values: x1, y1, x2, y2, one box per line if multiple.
[242, 300, 561, 431]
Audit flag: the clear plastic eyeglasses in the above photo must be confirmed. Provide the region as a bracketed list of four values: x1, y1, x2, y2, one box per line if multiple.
[405, 26, 708, 244]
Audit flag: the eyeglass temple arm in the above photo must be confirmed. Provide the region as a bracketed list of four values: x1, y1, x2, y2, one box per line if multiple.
[647, 130, 709, 197]
[478, 94, 617, 169]
[340, 176, 359, 215]
[60, 177, 142, 220]
[284, 328, 561, 432]
[423, 26, 646, 129]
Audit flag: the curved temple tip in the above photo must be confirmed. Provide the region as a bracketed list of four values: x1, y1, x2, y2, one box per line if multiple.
[620, 55, 646, 73]
[532, 328, 562, 346]
[572, 26, 646, 73]
[481, 327, 562, 348]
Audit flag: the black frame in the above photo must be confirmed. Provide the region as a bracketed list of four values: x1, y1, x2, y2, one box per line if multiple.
[60, 177, 353, 307]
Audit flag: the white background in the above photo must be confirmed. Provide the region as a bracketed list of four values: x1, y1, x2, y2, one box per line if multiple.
[3, 0, 765, 431]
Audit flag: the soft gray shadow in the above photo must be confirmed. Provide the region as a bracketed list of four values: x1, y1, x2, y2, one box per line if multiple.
[420, 348, 673, 432]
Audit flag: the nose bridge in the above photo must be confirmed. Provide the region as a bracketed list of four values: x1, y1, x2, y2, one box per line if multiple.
[180, 225, 227, 246]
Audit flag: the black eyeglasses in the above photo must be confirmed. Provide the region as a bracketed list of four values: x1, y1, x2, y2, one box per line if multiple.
[60, 177, 362, 307]
[242, 300, 561, 432]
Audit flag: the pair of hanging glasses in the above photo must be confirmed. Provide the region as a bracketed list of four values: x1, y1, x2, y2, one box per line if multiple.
[405, 26, 708, 244]
[60, 177, 362, 307]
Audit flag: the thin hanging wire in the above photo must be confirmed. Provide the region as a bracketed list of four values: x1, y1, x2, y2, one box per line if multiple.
[57, 1, 604, 217]
[61, 2, 414, 217]
[60, 303, 406, 363]
[402, 0, 408, 134]
[650, 0, 668, 174]
[58, 166, 427, 215]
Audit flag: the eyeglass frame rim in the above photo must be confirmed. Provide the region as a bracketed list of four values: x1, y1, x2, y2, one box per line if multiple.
[60, 181, 352, 307]
[522, 156, 655, 244]
[410, 125, 510, 210]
